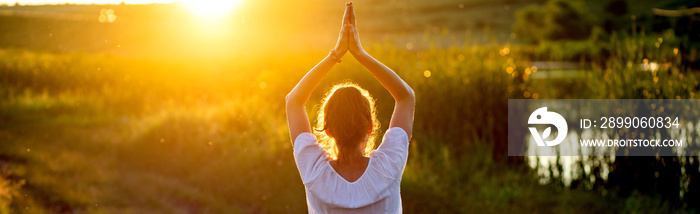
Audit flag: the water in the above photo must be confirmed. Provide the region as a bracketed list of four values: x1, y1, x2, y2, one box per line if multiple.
[530, 61, 588, 80]
[524, 113, 699, 187]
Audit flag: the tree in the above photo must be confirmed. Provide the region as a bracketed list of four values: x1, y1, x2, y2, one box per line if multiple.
[513, 0, 595, 43]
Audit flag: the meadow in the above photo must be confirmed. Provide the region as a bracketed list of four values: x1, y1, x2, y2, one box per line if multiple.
[0, 0, 698, 213]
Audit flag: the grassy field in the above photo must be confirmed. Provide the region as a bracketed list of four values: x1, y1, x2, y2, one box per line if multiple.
[0, 0, 698, 213]
[0, 45, 644, 214]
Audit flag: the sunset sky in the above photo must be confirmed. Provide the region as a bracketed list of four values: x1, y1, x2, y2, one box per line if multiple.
[2, 0, 176, 4]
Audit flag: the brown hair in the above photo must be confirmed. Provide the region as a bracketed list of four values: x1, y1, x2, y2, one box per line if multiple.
[315, 82, 380, 160]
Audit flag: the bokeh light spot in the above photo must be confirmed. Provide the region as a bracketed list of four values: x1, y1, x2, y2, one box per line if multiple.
[98, 8, 117, 23]
[500, 47, 510, 56]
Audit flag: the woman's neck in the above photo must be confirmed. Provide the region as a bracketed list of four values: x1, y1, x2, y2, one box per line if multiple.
[336, 149, 366, 164]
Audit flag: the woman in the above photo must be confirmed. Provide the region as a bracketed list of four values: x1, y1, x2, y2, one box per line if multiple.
[286, 2, 415, 213]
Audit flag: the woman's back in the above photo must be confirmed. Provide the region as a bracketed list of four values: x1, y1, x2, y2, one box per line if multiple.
[293, 127, 409, 213]
[329, 156, 370, 182]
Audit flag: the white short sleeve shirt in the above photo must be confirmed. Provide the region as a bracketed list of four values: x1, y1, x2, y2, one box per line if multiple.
[293, 127, 410, 214]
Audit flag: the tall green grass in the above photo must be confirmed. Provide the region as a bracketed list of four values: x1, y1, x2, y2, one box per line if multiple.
[0, 29, 698, 213]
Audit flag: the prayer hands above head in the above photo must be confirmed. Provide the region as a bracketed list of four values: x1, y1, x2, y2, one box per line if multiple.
[332, 2, 367, 60]
[345, 2, 365, 56]
[332, 3, 354, 59]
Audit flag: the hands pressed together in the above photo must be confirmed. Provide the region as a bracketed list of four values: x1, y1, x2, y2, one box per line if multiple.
[331, 2, 365, 62]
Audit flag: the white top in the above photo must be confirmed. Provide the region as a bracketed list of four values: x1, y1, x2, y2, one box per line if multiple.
[293, 127, 410, 214]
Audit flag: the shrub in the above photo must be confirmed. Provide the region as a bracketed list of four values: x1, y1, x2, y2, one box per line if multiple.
[513, 0, 596, 43]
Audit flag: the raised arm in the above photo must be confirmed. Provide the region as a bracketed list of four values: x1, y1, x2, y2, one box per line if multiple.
[286, 5, 352, 146]
[346, 3, 415, 139]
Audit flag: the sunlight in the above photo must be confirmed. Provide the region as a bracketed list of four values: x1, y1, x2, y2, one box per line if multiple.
[184, 0, 242, 19]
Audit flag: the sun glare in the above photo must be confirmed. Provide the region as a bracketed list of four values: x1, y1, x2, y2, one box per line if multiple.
[184, 0, 242, 19]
